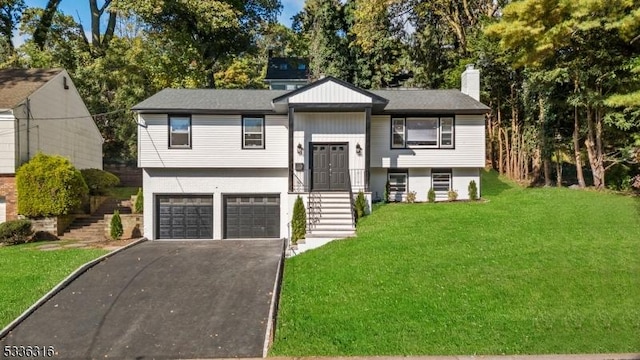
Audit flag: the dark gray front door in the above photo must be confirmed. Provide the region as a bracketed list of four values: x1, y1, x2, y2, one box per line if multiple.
[312, 143, 348, 191]
[157, 195, 213, 239]
[224, 195, 280, 239]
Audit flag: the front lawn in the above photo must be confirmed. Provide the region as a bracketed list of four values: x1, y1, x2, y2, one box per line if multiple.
[0, 244, 108, 328]
[271, 170, 640, 355]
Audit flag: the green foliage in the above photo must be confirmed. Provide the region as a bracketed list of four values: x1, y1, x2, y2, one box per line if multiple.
[354, 191, 367, 224]
[81, 169, 120, 196]
[0, 220, 33, 245]
[291, 195, 306, 244]
[406, 191, 416, 203]
[17, 153, 88, 217]
[468, 180, 478, 201]
[134, 188, 144, 214]
[110, 210, 123, 240]
[383, 180, 390, 203]
[427, 188, 436, 203]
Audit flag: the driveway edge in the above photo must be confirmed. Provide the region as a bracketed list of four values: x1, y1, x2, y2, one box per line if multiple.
[0, 237, 147, 339]
[263, 239, 287, 357]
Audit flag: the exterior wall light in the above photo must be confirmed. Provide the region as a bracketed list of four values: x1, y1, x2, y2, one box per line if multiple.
[297, 143, 304, 155]
[356, 143, 362, 155]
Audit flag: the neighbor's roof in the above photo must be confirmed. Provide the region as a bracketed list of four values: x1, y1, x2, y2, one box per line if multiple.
[264, 57, 309, 81]
[0, 68, 63, 109]
[133, 84, 490, 114]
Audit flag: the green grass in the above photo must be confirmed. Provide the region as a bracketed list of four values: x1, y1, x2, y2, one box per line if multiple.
[107, 186, 139, 200]
[0, 244, 108, 328]
[271, 170, 640, 355]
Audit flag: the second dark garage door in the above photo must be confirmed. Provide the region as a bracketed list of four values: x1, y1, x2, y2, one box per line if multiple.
[224, 195, 280, 239]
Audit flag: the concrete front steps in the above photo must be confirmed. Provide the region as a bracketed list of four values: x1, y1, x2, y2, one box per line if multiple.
[59, 198, 131, 242]
[307, 191, 356, 239]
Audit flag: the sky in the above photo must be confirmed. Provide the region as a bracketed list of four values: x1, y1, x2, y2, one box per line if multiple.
[15, 0, 305, 45]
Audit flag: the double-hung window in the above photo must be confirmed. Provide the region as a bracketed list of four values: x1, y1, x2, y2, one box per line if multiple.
[169, 115, 191, 148]
[432, 169, 452, 199]
[243, 116, 265, 149]
[388, 170, 408, 202]
[391, 117, 454, 148]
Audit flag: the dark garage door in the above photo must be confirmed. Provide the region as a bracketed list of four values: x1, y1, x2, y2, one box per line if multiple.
[224, 195, 280, 239]
[157, 195, 213, 239]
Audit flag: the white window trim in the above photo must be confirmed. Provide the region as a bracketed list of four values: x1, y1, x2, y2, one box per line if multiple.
[440, 117, 454, 148]
[242, 116, 265, 149]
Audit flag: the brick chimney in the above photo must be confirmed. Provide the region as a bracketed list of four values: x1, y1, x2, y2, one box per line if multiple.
[461, 64, 480, 101]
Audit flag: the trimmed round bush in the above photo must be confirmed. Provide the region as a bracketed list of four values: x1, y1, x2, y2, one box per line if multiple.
[81, 168, 120, 195]
[17, 153, 89, 217]
[0, 219, 33, 245]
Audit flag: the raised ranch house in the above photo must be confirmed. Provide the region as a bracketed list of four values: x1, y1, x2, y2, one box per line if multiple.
[133, 65, 489, 242]
[0, 68, 103, 224]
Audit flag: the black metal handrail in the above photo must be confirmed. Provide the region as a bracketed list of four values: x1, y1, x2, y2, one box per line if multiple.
[291, 168, 369, 193]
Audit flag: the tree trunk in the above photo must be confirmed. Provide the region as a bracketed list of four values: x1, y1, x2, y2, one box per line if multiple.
[585, 107, 605, 189]
[573, 105, 586, 188]
[32, 0, 62, 50]
[539, 97, 552, 186]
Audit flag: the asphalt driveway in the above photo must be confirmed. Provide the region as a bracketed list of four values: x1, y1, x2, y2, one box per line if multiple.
[1, 239, 284, 359]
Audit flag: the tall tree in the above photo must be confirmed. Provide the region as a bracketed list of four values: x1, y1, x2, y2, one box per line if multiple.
[118, 0, 281, 88]
[0, 0, 24, 52]
[486, 0, 640, 189]
[294, 0, 349, 80]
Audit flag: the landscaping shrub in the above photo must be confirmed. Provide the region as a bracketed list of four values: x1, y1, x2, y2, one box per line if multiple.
[110, 210, 123, 240]
[291, 195, 306, 244]
[427, 188, 436, 203]
[468, 180, 478, 201]
[384, 180, 390, 203]
[448, 189, 459, 201]
[81, 168, 120, 195]
[17, 153, 89, 217]
[134, 188, 144, 214]
[354, 191, 367, 224]
[406, 191, 417, 203]
[0, 220, 33, 245]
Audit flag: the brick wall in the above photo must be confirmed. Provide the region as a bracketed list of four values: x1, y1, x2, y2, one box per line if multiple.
[0, 175, 17, 222]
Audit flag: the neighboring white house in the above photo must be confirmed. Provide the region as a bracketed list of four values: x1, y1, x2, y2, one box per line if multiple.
[133, 65, 489, 242]
[0, 68, 104, 223]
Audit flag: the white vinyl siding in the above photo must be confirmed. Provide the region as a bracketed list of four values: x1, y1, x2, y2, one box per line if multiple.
[289, 81, 372, 104]
[142, 168, 288, 240]
[138, 114, 288, 168]
[0, 113, 15, 173]
[371, 114, 485, 168]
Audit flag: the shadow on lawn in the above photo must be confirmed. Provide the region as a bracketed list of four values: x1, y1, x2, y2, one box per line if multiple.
[481, 170, 513, 198]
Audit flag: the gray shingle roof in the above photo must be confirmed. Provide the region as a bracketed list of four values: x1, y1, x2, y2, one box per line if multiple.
[0, 68, 62, 109]
[133, 85, 490, 114]
[132, 89, 289, 113]
[372, 89, 490, 114]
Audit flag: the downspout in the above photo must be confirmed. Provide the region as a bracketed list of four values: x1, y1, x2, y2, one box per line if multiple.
[26, 98, 31, 160]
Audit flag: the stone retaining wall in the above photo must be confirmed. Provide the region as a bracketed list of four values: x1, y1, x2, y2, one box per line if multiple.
[104, 214, 143, 239]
